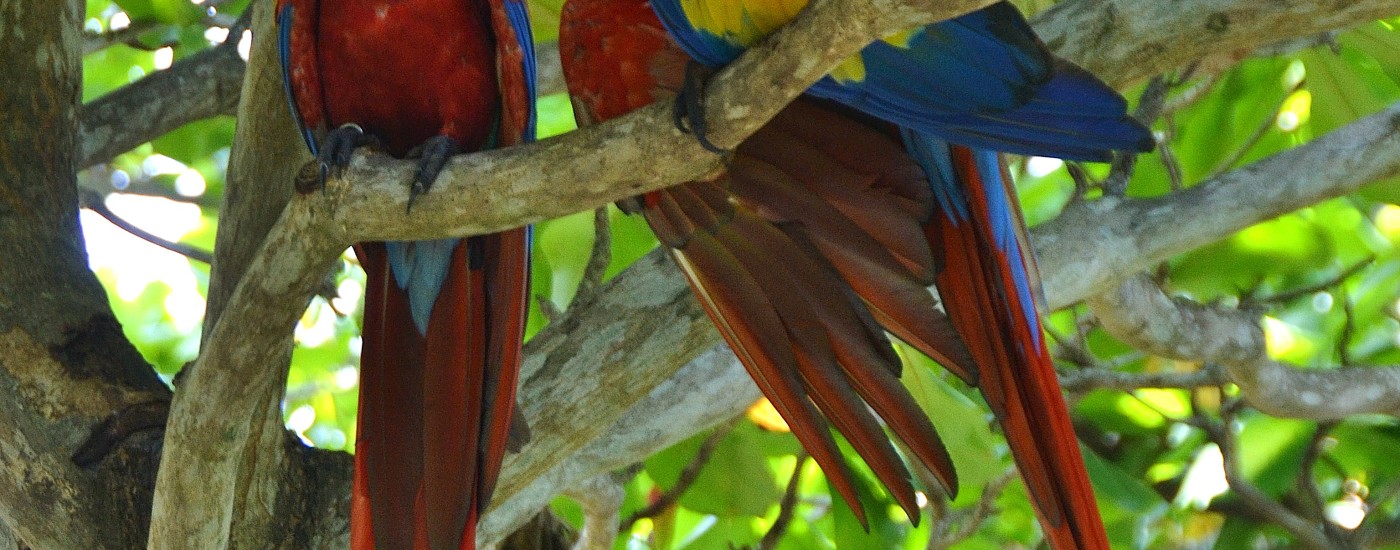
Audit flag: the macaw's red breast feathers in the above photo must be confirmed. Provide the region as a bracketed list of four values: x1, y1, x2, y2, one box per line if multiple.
[559, 0, 690, 123]
[277, 0, 536, 548]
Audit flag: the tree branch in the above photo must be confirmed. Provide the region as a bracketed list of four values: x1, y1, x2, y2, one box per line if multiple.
[1037, 101, 1400, 311]
[1031, 0, 1400, 87]
[0, 1, 172, 548]
[79, 33, 245, 169]
[480, 346, 761, 547]
[72, 0, 1397, 170]
[149, 0, 1001, 546]
[472, 97, 1400, 543]
[1089, 274, 1400, 419]
[561, 473, 625, 550]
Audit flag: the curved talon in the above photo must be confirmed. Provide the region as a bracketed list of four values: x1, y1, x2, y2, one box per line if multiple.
[407, 135, 464, 212]
[313, 123, 373, 189]
[671, 62, 728, 154]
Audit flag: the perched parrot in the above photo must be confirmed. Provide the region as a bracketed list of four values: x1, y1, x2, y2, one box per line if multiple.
[275, 1, 536, 549]
[560, 1, 1151, 548]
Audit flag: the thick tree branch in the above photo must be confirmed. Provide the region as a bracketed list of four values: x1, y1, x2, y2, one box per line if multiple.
[1089, 274, 1400, 419]
[1088, 274, 1265, 364]
[475, 97, 1400, 541]
[73, 0, 1397, 171]
[0, 1, 171, 548]
[1037, 101, 1400, 311]
[149, 2, 330, 548]
[79, 35, 245, 169]
[1032, 0, 1400, 87]
[480, 346, 760, 546]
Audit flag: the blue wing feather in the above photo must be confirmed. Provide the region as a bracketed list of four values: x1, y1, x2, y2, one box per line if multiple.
[649, 0, 1152, 160]
[503, 0, 539, 141]
[905, 132, 1042, 345]
[277, 4, 319, 155]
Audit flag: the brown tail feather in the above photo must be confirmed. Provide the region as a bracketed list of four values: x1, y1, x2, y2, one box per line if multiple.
[727, 103, 977, 383]
[656, 200, 870, 526]
[644, 177, 964, 525]
[718, 211, 928, 520]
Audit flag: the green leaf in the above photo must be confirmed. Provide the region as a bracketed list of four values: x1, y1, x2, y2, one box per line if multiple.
[898, 348, 1002, 502]
[1237, 416, 1312, 496]
[645, 423, 783, 517]
[829, 454, 905, 550]
[113, 0, 204, 25]
[1081, 444, 1162, 515]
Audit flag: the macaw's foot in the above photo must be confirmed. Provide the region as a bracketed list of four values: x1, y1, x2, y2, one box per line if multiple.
[406, 135, 463, 211]
[305, 123, 379, 192]
[672, 61, 728, 154]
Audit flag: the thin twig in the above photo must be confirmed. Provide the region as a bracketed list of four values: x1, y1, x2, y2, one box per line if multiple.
[1154, 108, 1187, 191]
[1244, 257, 1373, 306]
[1101, 75, 1166, 195]
[1161, 71, 1222, 115]
[1059, 364, 1228, 393]
[83, 21, 162, 55]
[619, 421, 737, 530]
[1338, 290, 1357, 367]
[563, 472, 627, 550]
[1197, 395, 1337, 548]
[536, 294, 563, 324]
[758, 451, 807, 550]
[1295, 421, 1340, 528]
[1208, 80, 1306, 178]
[78, 189, 214, 264]
[928, 470, 1016, 550]
[1066, 163, 1093, 202]
[570, 207, 613, 311]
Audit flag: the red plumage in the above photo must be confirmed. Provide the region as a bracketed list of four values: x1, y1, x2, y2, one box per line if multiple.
[560, 0, 1108, 547]
[277, 0, 533, 548]
[931, 146, 1108, 549]
[562, 0, 965, 528]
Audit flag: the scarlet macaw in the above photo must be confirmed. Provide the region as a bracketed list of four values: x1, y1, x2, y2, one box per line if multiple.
[560, 1, 1151, 548]
[275, 1, 536, 548]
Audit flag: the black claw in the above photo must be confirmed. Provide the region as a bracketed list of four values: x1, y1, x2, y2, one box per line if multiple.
[407, 135, 464, 212]
[313, 123, 375, 189]
[672, 62, 728, 155]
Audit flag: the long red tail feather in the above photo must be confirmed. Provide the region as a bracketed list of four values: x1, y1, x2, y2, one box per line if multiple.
[932, 145, 1108, 549]
[352, 232, 529, 550]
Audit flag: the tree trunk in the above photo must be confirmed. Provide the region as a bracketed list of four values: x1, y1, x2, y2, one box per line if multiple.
[0, 0, 170, 547]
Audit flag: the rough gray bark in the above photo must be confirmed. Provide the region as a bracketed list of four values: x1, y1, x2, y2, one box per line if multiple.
[1035, 102, 1400, 311]
[1032, 0, 1400, 88]
[0, 0, 170, 547]
[1089, 273, 1400, 420]
[79, 33, 245, 169]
